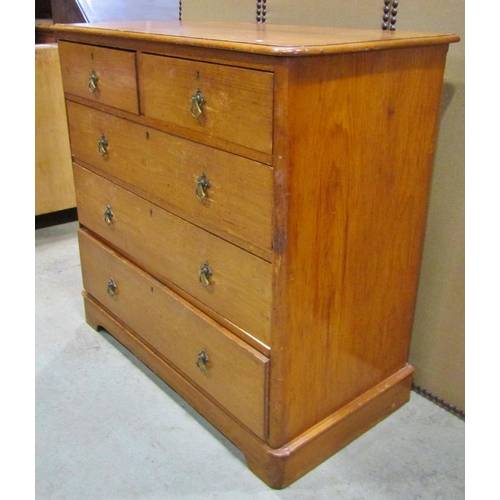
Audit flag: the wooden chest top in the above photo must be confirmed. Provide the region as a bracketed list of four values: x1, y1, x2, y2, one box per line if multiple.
[55, 20, 459, 55]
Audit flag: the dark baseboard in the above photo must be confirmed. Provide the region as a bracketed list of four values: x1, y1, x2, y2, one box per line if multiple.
[35, 207, 78, 230]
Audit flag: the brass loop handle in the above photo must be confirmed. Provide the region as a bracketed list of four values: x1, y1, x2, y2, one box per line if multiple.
[195, 173, 210, 200]
[103, 205, 114, 225]
[88, 70, 99, 93]
[190, 89, 206, 119]
[107, 278, 117, 297]
[98, 135, 108, 157]
[198, 262, 213, 287]
[196, 349, 209, 372]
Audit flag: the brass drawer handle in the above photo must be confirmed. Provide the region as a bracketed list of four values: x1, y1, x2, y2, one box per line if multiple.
[88, 70, 99, 93]
[103, 205, 114, 225]
[195, 173, 210, 200]
[196, 349, 210, 372]
[190, 89, 206, 119]
[198, 262, 213, 287]
[107, 278, 117, 297]
[98, 135, 108, 156]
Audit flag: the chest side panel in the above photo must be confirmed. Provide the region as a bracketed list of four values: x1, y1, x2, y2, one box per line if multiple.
[269, 45, 449, 447]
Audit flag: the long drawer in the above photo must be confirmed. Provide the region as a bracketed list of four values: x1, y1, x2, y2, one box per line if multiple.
[139, 54, 274, 154]
[58, 41, 139, 114]
[74, 165, 272, 345]
[78, 229, 269, 439]
[67, 101, 273, 253]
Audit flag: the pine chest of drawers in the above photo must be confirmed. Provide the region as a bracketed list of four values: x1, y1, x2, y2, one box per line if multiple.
[55, 22, 459, 488]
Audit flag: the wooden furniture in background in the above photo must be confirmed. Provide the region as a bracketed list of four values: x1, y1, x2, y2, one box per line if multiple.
[35, 19, 56, 44]
[55, 22, 459, 488]
[35, 42, 76, 216]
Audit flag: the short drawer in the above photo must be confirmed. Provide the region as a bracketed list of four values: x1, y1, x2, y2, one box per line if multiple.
[139, 54, 273, 154]
[78, 229, 269, 439]
[58, 41, 138, 114]
[67, 101, 272, 253]
[74, 165, 272, 346]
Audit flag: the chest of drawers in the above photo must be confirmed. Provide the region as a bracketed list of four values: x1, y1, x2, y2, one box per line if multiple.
[55, 21, 459, 488]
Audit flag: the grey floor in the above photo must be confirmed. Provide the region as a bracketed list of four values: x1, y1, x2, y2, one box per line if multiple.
[36, 221, 465, 499]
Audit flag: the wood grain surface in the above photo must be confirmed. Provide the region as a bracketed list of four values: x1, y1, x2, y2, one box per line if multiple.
[58, 41, 139, 113]
[269, 45, 450, 447]
[79, 229, 269, 439]
[74, 165, 272, 345]
[55, 21, 459, 56]
[139, 53, 274, 154]
[66, 101, 273, 253]
[35, 44, 75, 215]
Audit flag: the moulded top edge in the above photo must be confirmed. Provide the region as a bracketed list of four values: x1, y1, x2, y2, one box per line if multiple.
[54, 21, 460, 56]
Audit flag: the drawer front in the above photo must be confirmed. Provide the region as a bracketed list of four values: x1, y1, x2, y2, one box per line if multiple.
[74, 165, 272, 346]
[139, 54, 273, 154]
[58, 41, 138, 114]
[67, 101, 272, 253]
[78, 229, 269, 439]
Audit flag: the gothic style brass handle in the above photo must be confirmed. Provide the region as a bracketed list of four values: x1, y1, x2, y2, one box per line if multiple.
[190, 89, 206, 119]
[103, 205, 114, 225]
[196, 349, 209, 372]
[88, 70, 99, 93]
[195, 173, 210, 200]
[198, 262, 212, 287]
[98, 135, 108, 156]
[107, 278, 117, 297]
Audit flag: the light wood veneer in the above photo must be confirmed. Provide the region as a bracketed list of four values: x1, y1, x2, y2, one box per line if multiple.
[139, 53, 274, 154]
[73, 165, 272, 346]
[58, 41, 139, 113]
[35, 44, 75, 215]
[67, 101, 273, 254]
